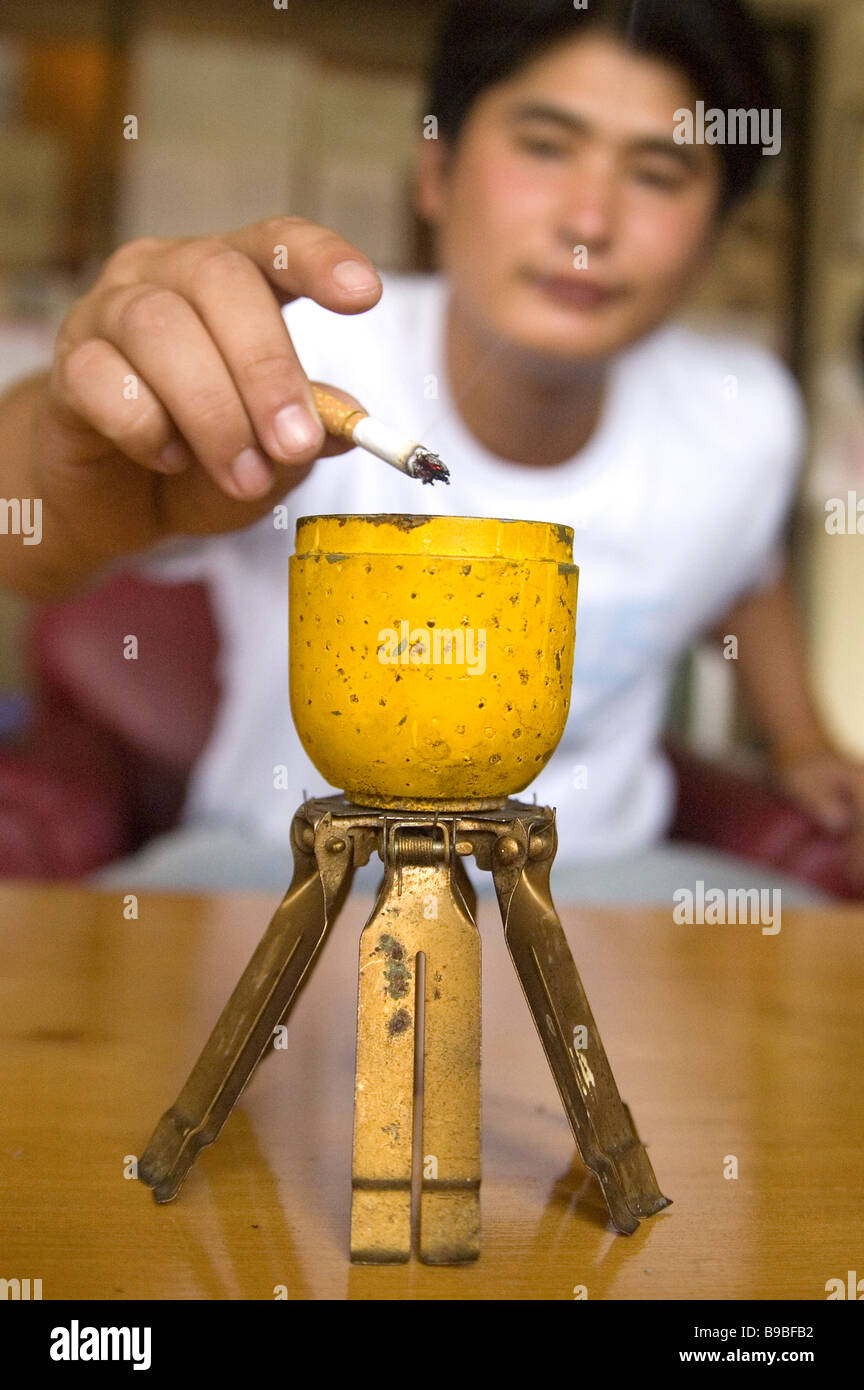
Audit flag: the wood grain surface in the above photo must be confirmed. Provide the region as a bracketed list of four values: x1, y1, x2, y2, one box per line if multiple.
[1, 882, 861, 1300]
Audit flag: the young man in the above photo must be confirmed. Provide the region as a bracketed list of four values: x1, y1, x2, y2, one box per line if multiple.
[1, 0, 862, 879]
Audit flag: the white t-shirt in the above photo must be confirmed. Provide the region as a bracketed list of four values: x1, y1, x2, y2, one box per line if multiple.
[135, 270, 805, 863]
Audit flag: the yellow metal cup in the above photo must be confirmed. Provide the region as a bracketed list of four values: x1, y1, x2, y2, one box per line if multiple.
[289, 514, 578, 809]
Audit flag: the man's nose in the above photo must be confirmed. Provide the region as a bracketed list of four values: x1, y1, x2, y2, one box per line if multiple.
[557, 159, 618, 253]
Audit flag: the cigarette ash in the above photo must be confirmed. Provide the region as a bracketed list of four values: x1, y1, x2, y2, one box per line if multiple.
[411, 450, 450, 486]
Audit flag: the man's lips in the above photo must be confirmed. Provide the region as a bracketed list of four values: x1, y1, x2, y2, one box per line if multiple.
[532, 274, 625, 310]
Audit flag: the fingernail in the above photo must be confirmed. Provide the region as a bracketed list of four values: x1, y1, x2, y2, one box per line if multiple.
[158, 440, 191, 473]
[331, 259, 380, 292]
[273, 403, 323, 456]
[230, 446, 272, 498]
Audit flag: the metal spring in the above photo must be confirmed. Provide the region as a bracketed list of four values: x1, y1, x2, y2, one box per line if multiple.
[392, 831, 447, 864]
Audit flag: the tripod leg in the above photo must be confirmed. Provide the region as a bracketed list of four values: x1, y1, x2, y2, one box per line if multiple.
[350, 881, 417, 1262]
[350, 831, 481, 1263]
[417, 859, 481, 1264]
[492, 820, 671, 1235]
[139, 810, 355, 1202]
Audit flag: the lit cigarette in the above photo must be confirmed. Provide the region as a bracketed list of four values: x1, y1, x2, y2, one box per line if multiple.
[311, 385, 450, 486]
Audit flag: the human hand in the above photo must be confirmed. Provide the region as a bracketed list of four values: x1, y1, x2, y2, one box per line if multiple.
[32, 216, 382, 565]
[775, 747, 864, 891]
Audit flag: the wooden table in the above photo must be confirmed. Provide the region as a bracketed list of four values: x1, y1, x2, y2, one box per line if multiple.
[1, 882, 861, 1301]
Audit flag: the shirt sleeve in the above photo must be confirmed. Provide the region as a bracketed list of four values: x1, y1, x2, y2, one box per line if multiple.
[125, 533, 221, 585]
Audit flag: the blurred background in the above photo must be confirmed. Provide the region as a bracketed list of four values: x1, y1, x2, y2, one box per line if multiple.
[0, 0, 862, 790]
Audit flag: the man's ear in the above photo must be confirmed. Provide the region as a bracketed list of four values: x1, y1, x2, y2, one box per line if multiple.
[412, 131, 453, 225]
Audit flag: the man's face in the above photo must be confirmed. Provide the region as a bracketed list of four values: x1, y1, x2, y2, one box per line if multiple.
[416, 33, 724, 362]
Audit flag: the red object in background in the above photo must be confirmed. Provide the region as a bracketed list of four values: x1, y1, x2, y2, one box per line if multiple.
[0, 571, 858, 898]
[664, 741, 861, 900]
[0, 574, 220, 877]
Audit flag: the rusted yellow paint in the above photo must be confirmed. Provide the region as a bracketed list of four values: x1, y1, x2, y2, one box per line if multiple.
[289, 514, 578, 809]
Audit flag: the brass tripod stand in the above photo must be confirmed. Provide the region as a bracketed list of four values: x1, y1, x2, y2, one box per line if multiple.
[139, 793, 671, 1263]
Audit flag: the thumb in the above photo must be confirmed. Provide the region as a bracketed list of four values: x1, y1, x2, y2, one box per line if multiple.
[309, 381, 368, 459]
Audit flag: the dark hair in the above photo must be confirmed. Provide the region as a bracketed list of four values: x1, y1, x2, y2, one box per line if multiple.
[426, 0, 778, 213]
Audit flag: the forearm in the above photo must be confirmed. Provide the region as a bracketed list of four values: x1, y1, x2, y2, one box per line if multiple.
[0, 371, 115, 601]
[720, 570, 831, 764]
[718, 572, 864, 865]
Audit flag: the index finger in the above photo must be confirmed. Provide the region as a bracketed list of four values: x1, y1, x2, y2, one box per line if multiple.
[222, 216, 383, 312]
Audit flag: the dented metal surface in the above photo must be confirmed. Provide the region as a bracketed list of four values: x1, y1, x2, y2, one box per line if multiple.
[289, 515, 578, 810]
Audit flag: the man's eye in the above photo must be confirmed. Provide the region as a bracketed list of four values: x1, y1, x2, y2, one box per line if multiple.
[633, 166, 685, 191]
[517, 135, 568, 159]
